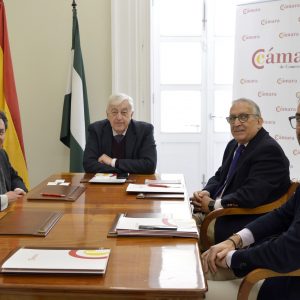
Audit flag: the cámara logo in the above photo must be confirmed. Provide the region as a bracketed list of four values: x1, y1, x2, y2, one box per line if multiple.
[252, 47, 300, 69]
[261, 18, 280, 25]
[280, 3, 300, 10]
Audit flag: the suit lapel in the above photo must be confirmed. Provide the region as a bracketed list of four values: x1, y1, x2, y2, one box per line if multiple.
[222, 142, 238, 181]
[101, 122, 113, 155]
[125, 121, 136, 157]
[224, 129, 266, 188]
[224, 143, 245, 189]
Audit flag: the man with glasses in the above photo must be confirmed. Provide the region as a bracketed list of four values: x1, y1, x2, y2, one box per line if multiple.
[289, 113, 300, 134]
[202, 102, 300, 300]
[191, 98, 290, 244]
[83, 93, 157, 174]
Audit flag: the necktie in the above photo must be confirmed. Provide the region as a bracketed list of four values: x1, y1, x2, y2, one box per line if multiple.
[114, 134, 124, 143]
[213, 144, 245, 199]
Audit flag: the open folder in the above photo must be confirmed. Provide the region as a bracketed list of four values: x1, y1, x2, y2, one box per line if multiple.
[108, 213, 199, 239]
[0, 210, 63, 236]
[27, 185, 86, 201]
[0, 247, 111, 274]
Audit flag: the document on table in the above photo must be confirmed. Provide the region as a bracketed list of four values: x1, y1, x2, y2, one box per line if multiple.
[126, 183, 185, 194]
[111, 214, 199, 238]
[0, 247, 111, 274]
[89, 173, 126, 184]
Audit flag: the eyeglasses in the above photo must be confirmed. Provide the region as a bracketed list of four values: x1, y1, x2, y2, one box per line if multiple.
[109, 110, 130, 117]
[226, 113, 259, 124]
[289, 115, 300, 129]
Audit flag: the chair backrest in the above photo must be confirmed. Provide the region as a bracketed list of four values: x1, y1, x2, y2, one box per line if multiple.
[237, 268, 300, 300]
[200, 182, 300, 250]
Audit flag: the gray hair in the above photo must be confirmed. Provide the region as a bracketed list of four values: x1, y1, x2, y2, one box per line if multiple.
[107, 93, 134, 112]
[232, 98, 261, 117]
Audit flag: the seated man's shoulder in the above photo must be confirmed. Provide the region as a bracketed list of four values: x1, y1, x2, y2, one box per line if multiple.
[89, 119, 110, 130]
[0, 148, 8, 158]
[131, 120, 154, 131]
[259, 134, 287, 153]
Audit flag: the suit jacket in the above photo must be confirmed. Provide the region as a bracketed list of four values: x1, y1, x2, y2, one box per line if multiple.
[204, 128, 290, 243]
[83, 119, 157, 174]
[231, 186, 300, 300]
[0, 149, 28, 210]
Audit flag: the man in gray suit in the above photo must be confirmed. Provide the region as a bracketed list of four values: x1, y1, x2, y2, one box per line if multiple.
[0, 111, 27, 211]
[83, 93, 157, 174]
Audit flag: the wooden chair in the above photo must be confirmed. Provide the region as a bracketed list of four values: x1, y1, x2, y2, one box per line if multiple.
[200, 182, 299, 250]
[237, 268, 300, 300]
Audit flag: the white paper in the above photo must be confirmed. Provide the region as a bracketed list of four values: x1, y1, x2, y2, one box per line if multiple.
[144, 179, 182, 184]
[89, 173, 126, 184]
[55, 179, 65, 184]
[126, 183, 184, 193]
[116, 216, 198, 238]
[2, 248, 111, 274]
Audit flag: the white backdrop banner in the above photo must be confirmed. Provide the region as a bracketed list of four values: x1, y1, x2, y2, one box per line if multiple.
[233, 0, 300, 181]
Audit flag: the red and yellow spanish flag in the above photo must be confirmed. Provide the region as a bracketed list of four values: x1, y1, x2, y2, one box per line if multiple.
[0, 1, 29, 188]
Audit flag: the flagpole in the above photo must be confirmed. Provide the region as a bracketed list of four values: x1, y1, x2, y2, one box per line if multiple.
[72, 0, 77, 8]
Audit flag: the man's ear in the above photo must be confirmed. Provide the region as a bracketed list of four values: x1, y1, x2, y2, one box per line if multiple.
[257, 117, 264, 129]
[131, 111, 134, 118]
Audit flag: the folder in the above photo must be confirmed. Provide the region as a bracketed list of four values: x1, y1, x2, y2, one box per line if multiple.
[108, 213, 199, 239]
[0, 210, 63, 236]
[126, 183, 185, 194]
[136, 193, 184, 200]
[27, 185, 86, 201]
[0, 247, 111, 274]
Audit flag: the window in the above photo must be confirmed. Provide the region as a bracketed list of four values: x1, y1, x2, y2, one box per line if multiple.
[153, 0, 236, 134]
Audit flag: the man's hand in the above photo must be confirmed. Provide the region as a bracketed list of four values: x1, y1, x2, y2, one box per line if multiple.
[6, 191, 23, 204]
[98, 154, 112, 166]
[190, 190, 212, 213]
[14, 188, 26, 195]
[201, 240, 235, 274]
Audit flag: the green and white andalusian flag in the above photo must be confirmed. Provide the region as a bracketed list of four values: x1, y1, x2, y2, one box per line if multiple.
[60, 3, 90, 172]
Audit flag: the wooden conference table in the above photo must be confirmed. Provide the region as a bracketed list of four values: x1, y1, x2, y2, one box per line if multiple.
[0, 173, 207, 300]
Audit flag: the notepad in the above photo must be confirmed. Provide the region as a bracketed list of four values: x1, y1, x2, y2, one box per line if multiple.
[0, 247, 111, 274]
[109, 213, 199, 238]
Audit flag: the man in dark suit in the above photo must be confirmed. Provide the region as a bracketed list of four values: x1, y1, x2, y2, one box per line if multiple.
[83, 93, 157, 174]
[201, 102, 300, 300]
[191, 98, 290, 243]
[0, 111, 27, 211]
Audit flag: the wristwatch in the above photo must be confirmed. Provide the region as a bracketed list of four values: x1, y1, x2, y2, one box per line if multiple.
[208, 200, 215, 212]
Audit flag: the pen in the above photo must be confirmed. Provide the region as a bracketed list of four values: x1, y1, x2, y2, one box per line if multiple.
[40, 193, 66, 197]
[138, 225, 178, 230]
[148, 184, 169, 188]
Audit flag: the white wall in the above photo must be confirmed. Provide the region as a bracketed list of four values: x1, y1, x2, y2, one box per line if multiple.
[5, 0, 112, 187]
